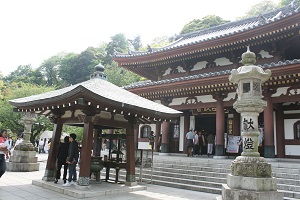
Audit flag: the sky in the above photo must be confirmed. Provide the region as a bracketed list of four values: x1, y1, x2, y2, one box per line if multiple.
[0, 0, 280, 76]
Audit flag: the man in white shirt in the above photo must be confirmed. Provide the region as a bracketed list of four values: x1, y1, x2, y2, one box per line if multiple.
[38, 139, 45, 154]
[0, 130, 9, 178]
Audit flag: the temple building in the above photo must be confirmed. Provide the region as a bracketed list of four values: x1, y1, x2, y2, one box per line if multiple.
[113, 3, 300, 158]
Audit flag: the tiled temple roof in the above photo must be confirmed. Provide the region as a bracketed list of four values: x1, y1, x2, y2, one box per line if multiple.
[10, 77, 181, 116]
[123, 59, 300, 89]
[114, 3, 300, 58]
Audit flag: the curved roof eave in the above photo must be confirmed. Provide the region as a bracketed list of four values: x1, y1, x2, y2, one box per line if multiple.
[9, 78, 182, 118]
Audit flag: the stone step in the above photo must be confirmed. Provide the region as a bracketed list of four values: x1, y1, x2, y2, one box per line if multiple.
[101, 169, 300, 199]
[154, 161, 300, 172]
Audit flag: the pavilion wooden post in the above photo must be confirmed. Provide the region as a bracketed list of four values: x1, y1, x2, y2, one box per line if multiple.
[155, 122, 161, 152]
[125, 118, 137, 186]
[78, 117, 94, 186]
[43, 119, 63, 181]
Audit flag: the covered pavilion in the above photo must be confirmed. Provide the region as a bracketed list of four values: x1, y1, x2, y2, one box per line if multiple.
[9, 64, 182, 186]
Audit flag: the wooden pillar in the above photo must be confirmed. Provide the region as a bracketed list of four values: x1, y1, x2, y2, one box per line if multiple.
[43, 119, 63, 181]
[183, 114, 190, 154]
[263, 93, 275, 158]
[125, 119, 136, 186]
[275, 104, 285, 158]
[134, 126, 139, 149]
[233, 110, 241, 136]
[161, 121, 170, 153]
[214, 93, 226, 156]
[155, 123, 161, 152]
[78, 118, 94, 186]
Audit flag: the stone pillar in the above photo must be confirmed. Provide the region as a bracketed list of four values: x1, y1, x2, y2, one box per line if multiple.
[160, 121, 170, 154]
[43, 120, 63, 180]
[275, 104, 285, 158]
[155, 123, 161, 152]
[214, 92, 227, 157]
[263, 92, 275, 158]
[78, 117, 94, 186]
[7, 112, 39, 172]
[125, 119, 137, 186]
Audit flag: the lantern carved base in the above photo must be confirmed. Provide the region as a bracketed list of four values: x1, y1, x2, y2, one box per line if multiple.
[217, 156, 283, 200]
[231, 156, 271, 177]
[7, 150, 39, 172]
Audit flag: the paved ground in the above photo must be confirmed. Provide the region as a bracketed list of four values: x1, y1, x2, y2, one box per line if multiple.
[0, 153, 219, 200]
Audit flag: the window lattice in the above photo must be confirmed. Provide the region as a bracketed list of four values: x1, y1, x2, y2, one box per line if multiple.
[253, 82, 260, 92]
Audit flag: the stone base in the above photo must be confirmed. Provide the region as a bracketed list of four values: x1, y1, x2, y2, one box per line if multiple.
[125, 181, 137, 186]
[227, 174, 277, 191]
[219, 184, 283, 200]
[6, 150, 39, 172]
[6, 162, 39, 171]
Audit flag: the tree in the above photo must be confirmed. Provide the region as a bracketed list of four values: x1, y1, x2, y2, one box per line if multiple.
[128, 35, 142, 51]
[0, 82, 55, 143]
[278, 0, 300, 7]
[242, 0, 277, 19]
[39, 53, 64, 87]
[180, 15, 230, 35]
[4, 65, 45, 85]
[105, 62, 144, 87]
[104, 33, 128, 65]
[59, 47, 101, 85]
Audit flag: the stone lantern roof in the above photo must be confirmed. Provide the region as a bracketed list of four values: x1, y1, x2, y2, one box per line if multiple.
[229, 47, 272, 84]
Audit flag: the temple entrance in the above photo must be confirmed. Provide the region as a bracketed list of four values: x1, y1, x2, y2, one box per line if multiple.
[169, 123, 179, 153]
[195, 114, 216, 135]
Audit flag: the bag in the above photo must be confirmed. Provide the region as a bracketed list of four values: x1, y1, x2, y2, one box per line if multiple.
[66, 157, 77, 164]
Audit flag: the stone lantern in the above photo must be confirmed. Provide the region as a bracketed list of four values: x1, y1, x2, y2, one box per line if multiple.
[217, 47, 283, 200]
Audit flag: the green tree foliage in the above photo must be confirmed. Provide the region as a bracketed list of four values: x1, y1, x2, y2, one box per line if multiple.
[105, 62, 144, 87]
[128, 35, 142, 51]
[180, 15, 230, 35]
[278, 0, 300, 7]
[4, 65, 45, 85]
[0, 82, 55, 142]
[39, 53, 64, 87]
[104, 33, 128, 65]
[242, 0, 277, 18]
[59, 47, 101, 85]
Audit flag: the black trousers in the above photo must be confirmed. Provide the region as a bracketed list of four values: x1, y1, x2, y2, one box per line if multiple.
[55, 162, 68, 180]
[0, 154, 6, 178]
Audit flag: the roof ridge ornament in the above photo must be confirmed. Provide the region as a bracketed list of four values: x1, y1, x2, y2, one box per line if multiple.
[241, 46, 256, 66]
[90, 63, 107, 80]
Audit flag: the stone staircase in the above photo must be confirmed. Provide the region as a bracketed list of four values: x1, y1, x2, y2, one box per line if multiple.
[101, 155, 300, 200]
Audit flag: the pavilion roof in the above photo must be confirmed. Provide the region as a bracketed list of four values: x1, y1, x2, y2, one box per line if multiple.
[9, 77, 182, 120]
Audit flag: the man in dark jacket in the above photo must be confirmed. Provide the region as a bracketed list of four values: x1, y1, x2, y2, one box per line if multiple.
[54, 136, 69, 184]
[63, 133, 79, 187]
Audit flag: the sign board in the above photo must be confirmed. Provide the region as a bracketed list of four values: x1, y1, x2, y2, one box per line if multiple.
[227, 135, 240, 153]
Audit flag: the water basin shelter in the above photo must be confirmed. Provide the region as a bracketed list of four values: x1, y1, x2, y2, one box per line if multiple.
[9, 64, 182, 186]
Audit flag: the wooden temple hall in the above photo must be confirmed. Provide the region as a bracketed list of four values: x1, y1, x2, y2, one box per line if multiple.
[113, 3, 300, 159]
[9, 65, 182, 186]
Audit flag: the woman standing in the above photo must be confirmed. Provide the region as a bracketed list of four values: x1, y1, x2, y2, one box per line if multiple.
[54, 136, 70, 184]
